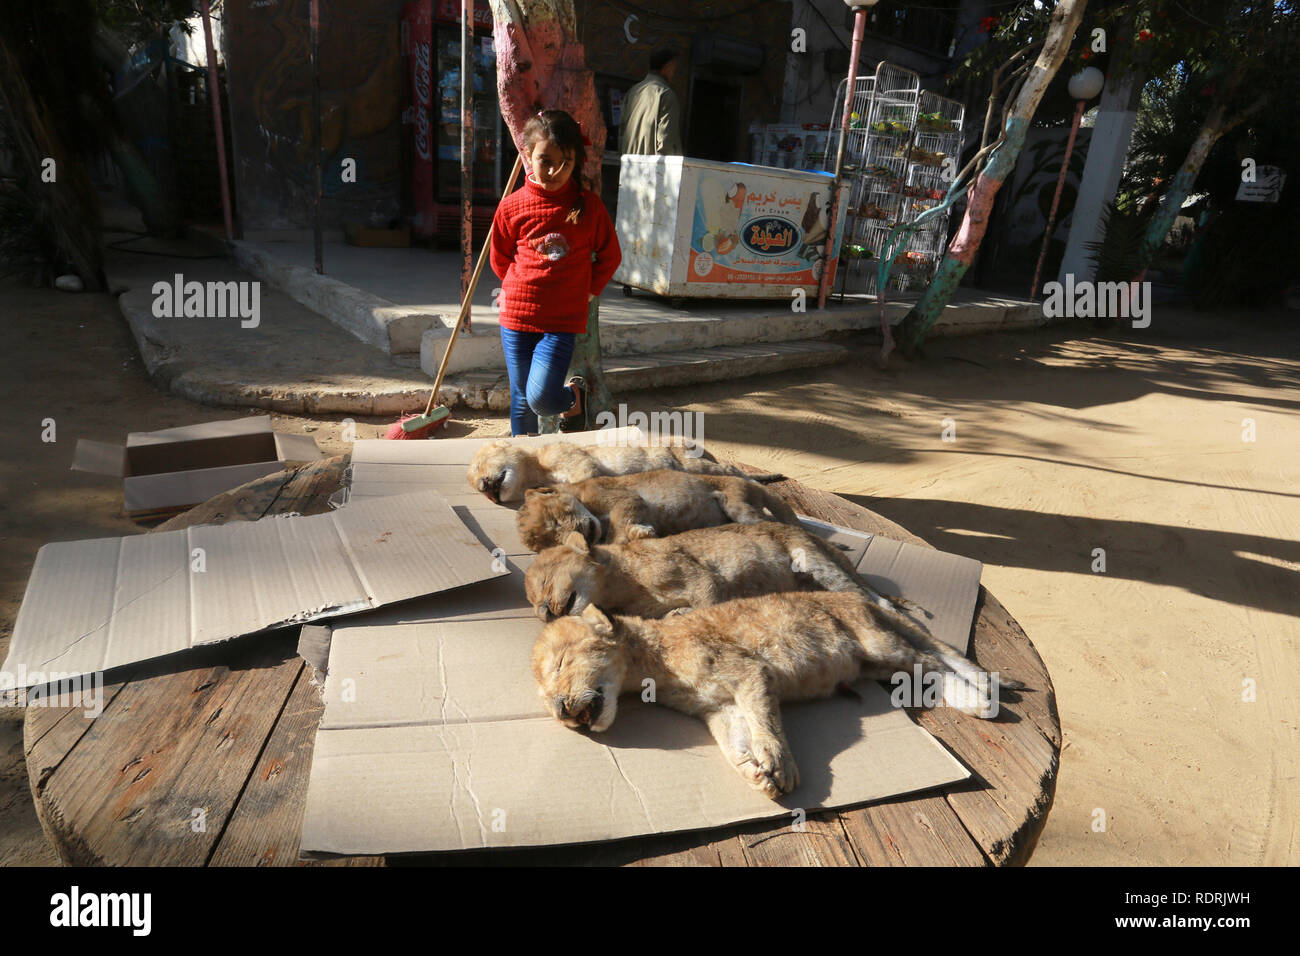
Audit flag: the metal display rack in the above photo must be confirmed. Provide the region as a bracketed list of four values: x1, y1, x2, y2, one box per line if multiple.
[824, 63, 965, 296]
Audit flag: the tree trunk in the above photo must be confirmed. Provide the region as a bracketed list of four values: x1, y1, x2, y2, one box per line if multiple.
[0, 30, 104, 289]
[89, 24, 183, 239]
[898, 0, 1088, 354]
[1134, 67, 1267, 277]
[488, 0, 610, 429]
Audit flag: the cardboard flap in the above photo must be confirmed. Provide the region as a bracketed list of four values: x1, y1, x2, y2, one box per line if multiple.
[1, 490, 506, 685]
[123, 461, 284, 513]
[125, 415, 273, 446]
[71, 439, 127, 477]
[857, 537, 983, 654]
[297, 625, 334, 684]
[797, 515, 872, 566]
[274, 432, 325, 462]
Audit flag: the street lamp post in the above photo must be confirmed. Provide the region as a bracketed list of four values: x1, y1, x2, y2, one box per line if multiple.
[1030, 66, 1104, 299]
[817, 0, 879, 310]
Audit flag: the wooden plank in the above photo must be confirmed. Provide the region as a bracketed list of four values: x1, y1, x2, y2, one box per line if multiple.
[23, 676, 134, 865]
[914, 693, 1058, 866]
[264, 454, 350, 518]
[35, 632, 303, 866]
[624, 830, 751, 867]
[968, 588, 1061, 748]
[25, 675, 132, 797]
[208, 664, 383, 867]
[153, 455, 348, 531]
[837, 794, 989, 866]
[732, 813, 860, 866]
[771, 480, 919, 542]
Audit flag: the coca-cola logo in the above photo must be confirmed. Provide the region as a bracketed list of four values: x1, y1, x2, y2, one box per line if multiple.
[413, 41, 432, 162]
[414, 42, 432, 106]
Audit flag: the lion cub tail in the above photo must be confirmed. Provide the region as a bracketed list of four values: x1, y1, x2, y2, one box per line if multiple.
[681, 457, 785, 483]
[867, 598, 1018, 718]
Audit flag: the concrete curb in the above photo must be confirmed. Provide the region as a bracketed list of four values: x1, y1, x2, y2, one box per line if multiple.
[115, 282, 511, 416]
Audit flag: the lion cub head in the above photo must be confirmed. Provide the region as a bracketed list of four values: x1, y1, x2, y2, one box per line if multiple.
[525, 532, 603, 622]
[532, 604, 625, 732]
[516, 487, 601, 551]
[467, 440, 529, 503]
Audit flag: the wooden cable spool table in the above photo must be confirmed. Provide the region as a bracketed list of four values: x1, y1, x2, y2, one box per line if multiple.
[23, 454, 1059, 866]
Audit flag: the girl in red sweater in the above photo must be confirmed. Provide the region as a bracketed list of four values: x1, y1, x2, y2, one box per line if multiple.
[489, 110, 622, 435]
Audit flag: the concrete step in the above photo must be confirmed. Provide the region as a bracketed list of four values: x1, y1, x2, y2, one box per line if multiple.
[603, 339, 852, 390]
[419, 297, 902, 376]
[411, 339, 853, 411]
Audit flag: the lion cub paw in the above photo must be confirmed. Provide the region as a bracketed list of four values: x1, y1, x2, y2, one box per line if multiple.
[740, 738, 799, 798]
[625, 524, 658, 540]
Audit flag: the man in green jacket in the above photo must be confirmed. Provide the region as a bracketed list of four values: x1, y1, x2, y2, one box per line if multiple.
[619, 47, 684, 156]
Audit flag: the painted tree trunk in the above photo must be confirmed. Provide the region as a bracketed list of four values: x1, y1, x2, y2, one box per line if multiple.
[1134, 70, 1266, 278]
[898, 0, 1088, 354]
[488, 0, 610, 429]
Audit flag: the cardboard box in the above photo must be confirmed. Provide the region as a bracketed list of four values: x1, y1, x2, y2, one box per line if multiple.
[72, 415, 323, 518]
[1, 490, 506, 685]
[296, 432, 985, 858]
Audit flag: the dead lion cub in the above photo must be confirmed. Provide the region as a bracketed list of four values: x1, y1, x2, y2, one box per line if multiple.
[516, 470, 798, 551]
[467, 438, 777, 504]
[525, 522, 913, 622]
[532, 594, 1016, 798]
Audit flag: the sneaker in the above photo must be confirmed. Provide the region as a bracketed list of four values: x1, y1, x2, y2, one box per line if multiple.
[558, 376, 588, 433]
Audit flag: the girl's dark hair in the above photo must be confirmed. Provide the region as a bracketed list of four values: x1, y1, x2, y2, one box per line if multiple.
[522, 109, 587, 219]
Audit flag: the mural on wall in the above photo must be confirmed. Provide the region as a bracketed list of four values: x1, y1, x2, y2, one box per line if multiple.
[993, 126, 1092, 277]
[226, 0, 404, 230]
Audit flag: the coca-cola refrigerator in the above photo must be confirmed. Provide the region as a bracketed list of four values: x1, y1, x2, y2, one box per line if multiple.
[402, 0, 512, 243]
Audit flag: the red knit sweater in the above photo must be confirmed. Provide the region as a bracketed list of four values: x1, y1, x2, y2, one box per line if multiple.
[489, 176, 622, 334]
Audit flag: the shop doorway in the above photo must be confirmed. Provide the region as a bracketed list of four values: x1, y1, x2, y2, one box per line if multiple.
[687, 76, 742, 162]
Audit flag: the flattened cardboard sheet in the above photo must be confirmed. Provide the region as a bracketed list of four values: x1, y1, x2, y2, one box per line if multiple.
[299, 618, 970, 857]
[858, 536, 982, 654]
[2, 490, 505, 685]
[797, 516, 983, 654]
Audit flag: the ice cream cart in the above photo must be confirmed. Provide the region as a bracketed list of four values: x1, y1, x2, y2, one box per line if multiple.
[613, 155, 849, 301]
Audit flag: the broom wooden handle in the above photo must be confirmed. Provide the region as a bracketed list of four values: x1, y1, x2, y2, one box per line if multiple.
[423, 153, 525, 418]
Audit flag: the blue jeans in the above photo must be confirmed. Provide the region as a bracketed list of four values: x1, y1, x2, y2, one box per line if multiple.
[499, 327, 577, 435]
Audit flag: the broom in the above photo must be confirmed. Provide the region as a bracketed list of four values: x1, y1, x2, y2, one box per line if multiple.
[387, 154, 524, 439]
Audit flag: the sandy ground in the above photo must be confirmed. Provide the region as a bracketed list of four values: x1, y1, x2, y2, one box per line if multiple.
[1, 276, 1295, 866]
